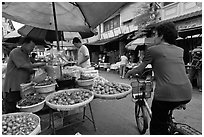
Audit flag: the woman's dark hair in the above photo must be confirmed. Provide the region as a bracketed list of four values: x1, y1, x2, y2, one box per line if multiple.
[72, 37, 81, 43]
[155, 22, 178, 45]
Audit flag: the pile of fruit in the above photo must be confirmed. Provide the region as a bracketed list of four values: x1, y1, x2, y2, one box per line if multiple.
[77, 74, 94, 80]
[35, 77, 55, 86]
[48, 90, 92, 105]
[17, 94, 45, 107]
[91, 76, 131, 95]
[2, 113, 39, 135]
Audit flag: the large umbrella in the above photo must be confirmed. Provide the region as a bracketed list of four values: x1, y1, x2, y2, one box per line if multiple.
[18, 25, 64, 42]
[2, 2, 126, 31]
[3, 2, 126, 49]
[18, 25, 94, 42]
[125, 37, 154, 50]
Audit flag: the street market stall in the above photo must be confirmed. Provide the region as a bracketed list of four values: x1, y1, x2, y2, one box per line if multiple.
[2, 2, 132, 135]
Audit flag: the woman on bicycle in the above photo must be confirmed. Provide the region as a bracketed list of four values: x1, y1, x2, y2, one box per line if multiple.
[125, 22, 192, 135]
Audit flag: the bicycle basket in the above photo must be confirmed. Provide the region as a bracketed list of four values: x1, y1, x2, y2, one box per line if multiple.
[131, 80, 152, 99]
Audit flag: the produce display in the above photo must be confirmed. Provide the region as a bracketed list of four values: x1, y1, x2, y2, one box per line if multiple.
[77, 74, 94, 80]
[17, 94, 45, 107]
[2, 113, 40, 135]
[46, 89, 94, 111]
[48, 89, 92, 105]
[90, 76, 132, 99]
[35, 77, 56, 86]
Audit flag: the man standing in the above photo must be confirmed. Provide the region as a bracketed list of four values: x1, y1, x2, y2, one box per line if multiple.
[4, 37, 45, 113]
[72, 37, 91, 68]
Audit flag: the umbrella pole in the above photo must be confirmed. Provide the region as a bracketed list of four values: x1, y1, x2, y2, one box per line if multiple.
[52, 2, 60, 51]
[52, 2, 62, 79]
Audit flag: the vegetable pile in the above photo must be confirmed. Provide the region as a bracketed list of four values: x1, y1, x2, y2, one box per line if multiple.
[2, 114, 39, 135]
[18, 94, 45, 107]
[35, 77, 55, 86]
[91, 77, 131, 95]
[48, 90, 92, 105]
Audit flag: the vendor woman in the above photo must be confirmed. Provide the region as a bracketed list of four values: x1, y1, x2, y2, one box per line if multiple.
[3, 37, 46, 113]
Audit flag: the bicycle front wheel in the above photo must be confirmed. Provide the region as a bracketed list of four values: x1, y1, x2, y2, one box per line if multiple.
[135, 100, 148, 134]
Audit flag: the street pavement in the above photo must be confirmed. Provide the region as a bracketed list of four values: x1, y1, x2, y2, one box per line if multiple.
[54, 70, 202, 135]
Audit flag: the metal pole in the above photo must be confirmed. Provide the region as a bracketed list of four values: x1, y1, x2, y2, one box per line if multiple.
[52, 2, 60, 51]
[52, 2, 62, 79]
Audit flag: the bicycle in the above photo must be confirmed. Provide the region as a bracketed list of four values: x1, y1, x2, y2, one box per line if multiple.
[130, 69, 201, 135]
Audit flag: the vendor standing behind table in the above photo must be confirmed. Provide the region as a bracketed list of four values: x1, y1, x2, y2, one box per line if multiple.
[4, 37, 46, 114]
[72, 37, 91, 68]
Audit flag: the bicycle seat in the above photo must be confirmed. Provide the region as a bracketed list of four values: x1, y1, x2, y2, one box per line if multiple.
[175, 104, 186, 110]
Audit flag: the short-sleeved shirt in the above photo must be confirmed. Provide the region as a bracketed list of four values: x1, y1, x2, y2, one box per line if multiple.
[77, 45, 91, 68]
[120, 55, 128, 65]
[137, 44, 192, 102]
[4, 47, 33, 93]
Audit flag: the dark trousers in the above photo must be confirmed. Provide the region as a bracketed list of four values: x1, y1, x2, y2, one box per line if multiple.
[4, 91, 21, 114]
[150, 99, 190, 135]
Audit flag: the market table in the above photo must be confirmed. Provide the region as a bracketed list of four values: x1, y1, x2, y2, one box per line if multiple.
[47, 102, 96, 135]
[39, 88, 96, 135]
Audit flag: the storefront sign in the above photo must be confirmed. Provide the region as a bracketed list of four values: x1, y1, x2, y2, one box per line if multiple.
[176, 16, 202, 30]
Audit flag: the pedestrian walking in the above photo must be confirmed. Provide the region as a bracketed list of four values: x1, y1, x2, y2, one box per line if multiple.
[120, 52, 128, 79]
[125, 22, 192, 135]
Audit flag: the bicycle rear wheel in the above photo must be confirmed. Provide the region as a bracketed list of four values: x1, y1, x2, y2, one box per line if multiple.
[135, 100, 148, 134]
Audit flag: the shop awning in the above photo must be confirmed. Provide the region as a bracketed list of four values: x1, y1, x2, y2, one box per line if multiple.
[178, 26, 202, 38]
[86, 34, 124, 46]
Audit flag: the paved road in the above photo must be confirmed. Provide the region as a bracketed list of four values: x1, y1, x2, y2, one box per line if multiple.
[56, 70, 202, 135]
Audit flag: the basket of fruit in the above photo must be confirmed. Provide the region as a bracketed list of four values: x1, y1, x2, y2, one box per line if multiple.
[2, 112, 41, 135]
[16, 94, 45, 112]
[34, 77, 56, 93]
[76, 75, 95, 87]
[91, 77, 132, 99]
[45, 88, 94, 111]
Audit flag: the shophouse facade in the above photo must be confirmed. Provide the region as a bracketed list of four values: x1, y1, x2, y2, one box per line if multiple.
[86, 2, 202, 65]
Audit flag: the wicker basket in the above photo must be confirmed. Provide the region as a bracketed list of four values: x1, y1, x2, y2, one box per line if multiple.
[16, 99, 45, 113]
[76, 78, 94, 87]
[34, 83, 56, 94]
[45, 88, 94, 111]
[2, 112, 41, 135]
[94, 83, 132, 100]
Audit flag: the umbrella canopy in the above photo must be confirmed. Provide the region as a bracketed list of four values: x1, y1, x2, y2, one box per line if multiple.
[18, 25, 64, 42]
[63, 31, 94, 40]
[2, 2, 127, 31]
[125, 37, 154, 50]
